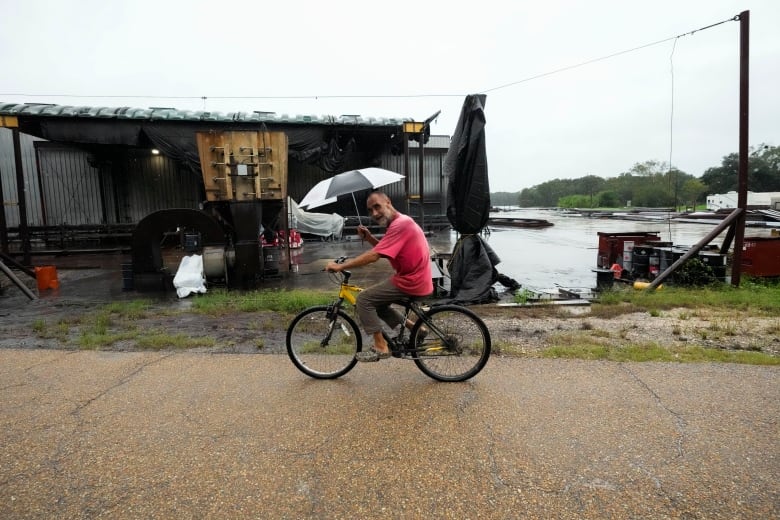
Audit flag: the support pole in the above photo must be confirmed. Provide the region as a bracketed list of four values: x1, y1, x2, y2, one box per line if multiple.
[731, 10, 750, 287]
[646, 208, 743, 290]
[0, 259, 37, 300]
[418, 131, 425, 230]
[403, 133, 410, 215]
[0, 162, 7, 253]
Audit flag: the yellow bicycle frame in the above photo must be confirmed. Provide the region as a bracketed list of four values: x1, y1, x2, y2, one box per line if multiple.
[338, 283, 362, 305]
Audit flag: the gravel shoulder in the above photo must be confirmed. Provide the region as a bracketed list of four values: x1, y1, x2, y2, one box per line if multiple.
[2, 294, 778, 359]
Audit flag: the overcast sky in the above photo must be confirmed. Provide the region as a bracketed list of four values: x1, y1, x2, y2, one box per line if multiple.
[1, 0, 778, 192]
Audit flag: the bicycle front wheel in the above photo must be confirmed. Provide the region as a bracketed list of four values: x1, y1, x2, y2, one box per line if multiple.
[286, 306, 361, 379]
[411, 305, 491, 382]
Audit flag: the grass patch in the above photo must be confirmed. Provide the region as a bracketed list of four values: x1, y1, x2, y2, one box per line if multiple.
[190, 288, 332, 315]
[79, 331, 138, 349]
[78, 328, 216, 350]
[30, 319, 71, 342]
[101, 299, 155, 320]
[542, 341, 780, 365]
[491, 339, 523, 355]
[594, 283, 780, 316]
[32, 319, 46, 333]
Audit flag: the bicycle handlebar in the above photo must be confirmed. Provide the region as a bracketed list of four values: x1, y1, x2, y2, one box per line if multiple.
[322, 256, 352, 283]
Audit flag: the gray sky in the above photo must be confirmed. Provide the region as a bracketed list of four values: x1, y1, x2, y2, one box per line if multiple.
[1, 0, 778, 192]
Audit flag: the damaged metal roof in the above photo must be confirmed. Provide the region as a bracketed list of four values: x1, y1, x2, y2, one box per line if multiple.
[0, 102, 411, 126]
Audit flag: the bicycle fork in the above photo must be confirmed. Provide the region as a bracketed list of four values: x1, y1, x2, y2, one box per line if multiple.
[321, 301, 349, 348]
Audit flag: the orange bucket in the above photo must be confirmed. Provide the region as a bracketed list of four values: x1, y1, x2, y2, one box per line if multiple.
[34, 265, 59, 290]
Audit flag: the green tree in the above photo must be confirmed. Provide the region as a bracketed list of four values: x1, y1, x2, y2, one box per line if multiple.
[700, 144, 780, 194]
[680, 178, 707, 209]
[558, 194, 592, 208]
[701, 153, 739, 193]
[596, 190, 620, 208]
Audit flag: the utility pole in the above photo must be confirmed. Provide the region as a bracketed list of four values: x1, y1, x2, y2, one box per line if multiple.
[731, 10, 749, 287]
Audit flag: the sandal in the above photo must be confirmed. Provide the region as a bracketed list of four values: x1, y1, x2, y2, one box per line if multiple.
[356, 347, 391, 363]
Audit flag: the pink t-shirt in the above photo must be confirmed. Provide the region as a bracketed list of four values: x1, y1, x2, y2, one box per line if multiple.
[373, 214, 433, 296]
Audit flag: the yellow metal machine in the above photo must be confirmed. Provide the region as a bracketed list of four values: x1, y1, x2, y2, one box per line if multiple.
[132, 130, 290, 290]
[194, 130, 289, 287]
[196, 130, 288, 203]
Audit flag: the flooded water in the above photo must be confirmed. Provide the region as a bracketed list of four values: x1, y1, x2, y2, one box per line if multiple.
[427, 209, 757, 290]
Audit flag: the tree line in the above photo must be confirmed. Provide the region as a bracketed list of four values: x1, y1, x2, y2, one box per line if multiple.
[491, 144, 780, 209]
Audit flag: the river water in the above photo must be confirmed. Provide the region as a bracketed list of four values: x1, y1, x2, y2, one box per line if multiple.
[428, 209, 765, 291]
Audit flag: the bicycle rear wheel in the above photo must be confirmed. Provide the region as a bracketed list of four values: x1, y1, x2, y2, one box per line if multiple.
[286, 306, 361, 379]
[411, 305, 491, 382]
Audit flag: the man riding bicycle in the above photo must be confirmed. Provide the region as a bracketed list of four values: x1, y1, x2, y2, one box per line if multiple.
[325, 190, 432, 362]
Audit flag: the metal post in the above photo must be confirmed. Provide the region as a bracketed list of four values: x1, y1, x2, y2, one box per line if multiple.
[647, 208, 743, 290]
[418, 131, 425, 230]
[0, 161, 8, 253]
[403, 134, 410, 214]
[731, 10, 749, 287]
[0, 259, 37, 300]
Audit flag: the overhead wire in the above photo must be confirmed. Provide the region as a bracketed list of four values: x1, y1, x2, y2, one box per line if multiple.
[479, 15, 738, 94]
[0, 16, 740, 103]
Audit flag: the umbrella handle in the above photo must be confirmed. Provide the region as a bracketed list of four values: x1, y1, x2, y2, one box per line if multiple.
[351, 193, 360, 218]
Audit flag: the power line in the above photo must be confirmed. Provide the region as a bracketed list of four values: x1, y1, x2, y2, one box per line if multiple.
[480, 15, 738, 94]
[0, 15, 739, 103]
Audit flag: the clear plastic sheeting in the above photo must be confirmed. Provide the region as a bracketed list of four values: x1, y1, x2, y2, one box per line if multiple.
[288, 198, 344, 239]
[173, 254, 207, 298]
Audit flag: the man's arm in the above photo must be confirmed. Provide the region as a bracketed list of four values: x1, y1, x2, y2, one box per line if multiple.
[325, 249, 381, 272]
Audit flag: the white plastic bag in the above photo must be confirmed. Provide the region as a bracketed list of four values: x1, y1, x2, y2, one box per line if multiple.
[173, 254, 207, 298]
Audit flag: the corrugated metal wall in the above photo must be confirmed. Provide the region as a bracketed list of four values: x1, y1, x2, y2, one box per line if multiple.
[380, 149, 446, 220]
[286, 146, 447, 221]
[0, 128, 44, 227]
[1, 130, 449, 235]
[26, 144, 203, 227]
[103, 152, 202, 223]
[36, 143, 104, 226]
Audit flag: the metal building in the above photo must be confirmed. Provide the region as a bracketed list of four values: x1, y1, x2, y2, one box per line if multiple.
[0, 103, 450, 263]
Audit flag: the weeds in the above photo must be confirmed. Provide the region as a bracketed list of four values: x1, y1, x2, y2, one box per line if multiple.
[191, 288, 331, 315]
[542, 341, 779, 365]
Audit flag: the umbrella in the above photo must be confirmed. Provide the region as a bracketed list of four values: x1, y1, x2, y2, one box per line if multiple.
[298, 167, 405, 216]
[445, 94, 490, 234]
[442, 94, 502, 305]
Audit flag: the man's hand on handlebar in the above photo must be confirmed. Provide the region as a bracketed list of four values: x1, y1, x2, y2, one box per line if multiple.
[324, 261, 343, 273]
[324, 256, 347, 273]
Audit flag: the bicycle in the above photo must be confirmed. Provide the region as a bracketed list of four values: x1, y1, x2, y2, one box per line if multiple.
[286, 257, 491, 382]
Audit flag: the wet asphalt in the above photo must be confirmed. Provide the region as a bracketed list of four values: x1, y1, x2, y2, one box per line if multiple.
[0, 238, 778, 518]
[1, 351, 777, 519]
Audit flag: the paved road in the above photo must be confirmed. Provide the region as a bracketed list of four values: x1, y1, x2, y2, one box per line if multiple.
[1, 350, 777, 519]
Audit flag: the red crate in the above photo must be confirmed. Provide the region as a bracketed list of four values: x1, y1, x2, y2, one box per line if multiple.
[596, 232, 662, 269]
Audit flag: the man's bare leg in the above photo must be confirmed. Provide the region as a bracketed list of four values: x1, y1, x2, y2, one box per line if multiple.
[373, 331, 390, 354]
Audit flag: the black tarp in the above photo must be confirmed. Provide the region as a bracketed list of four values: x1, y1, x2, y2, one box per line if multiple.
[444, 95, 490, 234]
[443, 94, 518, 304]
[35, 119, 378, 175]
